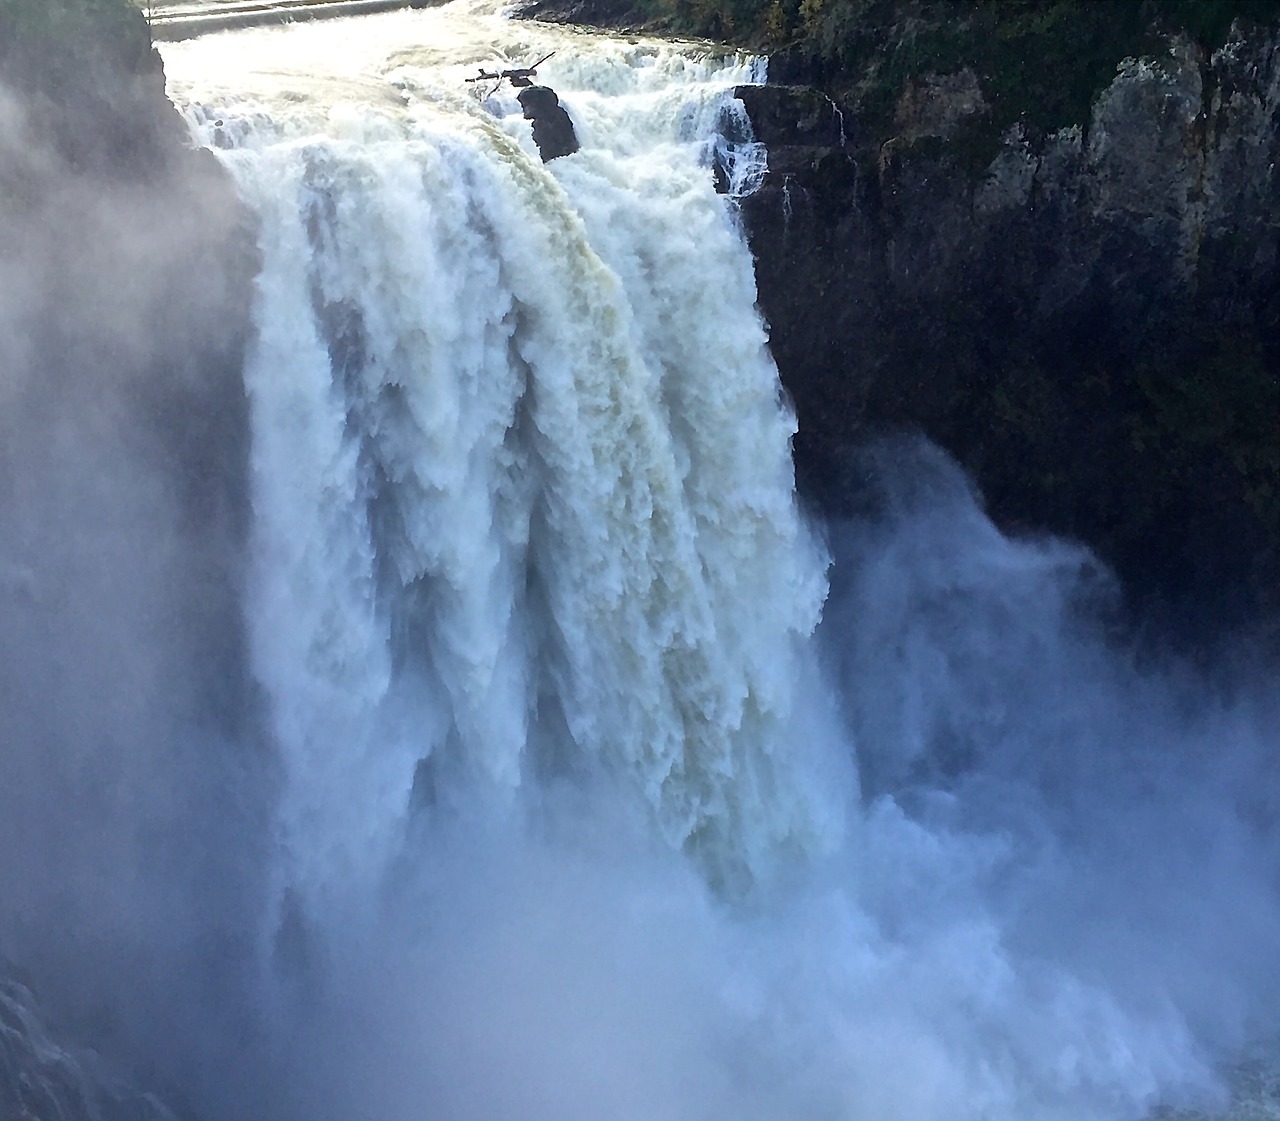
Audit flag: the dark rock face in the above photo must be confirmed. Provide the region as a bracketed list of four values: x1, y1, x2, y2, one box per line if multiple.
[1, 1, 262, 1114]
[733, 83, 856, 196]
[518, 83, 581, 160]
[0, 966, 180, 1121]
[0, 0, 186, 180]
[737, 27, 1280, 631]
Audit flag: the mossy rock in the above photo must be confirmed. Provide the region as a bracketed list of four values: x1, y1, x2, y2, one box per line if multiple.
[0, 0, 180, 180]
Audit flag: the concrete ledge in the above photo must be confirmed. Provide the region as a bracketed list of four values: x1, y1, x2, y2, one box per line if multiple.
[147, 0, 431, 40]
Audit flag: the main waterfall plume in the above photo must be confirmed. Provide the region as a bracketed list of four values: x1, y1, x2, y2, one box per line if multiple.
[163, 3, 842, 914]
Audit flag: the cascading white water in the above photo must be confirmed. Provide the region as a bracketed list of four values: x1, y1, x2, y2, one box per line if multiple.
[164, 1, 840, 913]
[159, 8, 1280, 1121]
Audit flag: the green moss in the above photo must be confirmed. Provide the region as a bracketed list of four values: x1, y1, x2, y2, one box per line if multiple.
[0, 0, 149, 72]
[0, 0, 135, 40]
[0, 0, 173, 182]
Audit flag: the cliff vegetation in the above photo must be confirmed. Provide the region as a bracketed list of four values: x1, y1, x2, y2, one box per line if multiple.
[659, 2, 1277, 123]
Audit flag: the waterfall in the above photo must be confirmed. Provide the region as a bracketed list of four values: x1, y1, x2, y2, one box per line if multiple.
[152, 7, 1280, 1121]
[165, 3, 842, 912]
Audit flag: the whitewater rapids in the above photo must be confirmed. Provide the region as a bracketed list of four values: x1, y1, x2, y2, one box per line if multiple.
[158, 6, 1280, 1120]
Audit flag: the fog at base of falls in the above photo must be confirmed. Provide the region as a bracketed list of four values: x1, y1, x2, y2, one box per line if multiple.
[222, 439, 1278, 1121]
[1, 3, 1277, 1119]
[212, 437, 1280, 1121]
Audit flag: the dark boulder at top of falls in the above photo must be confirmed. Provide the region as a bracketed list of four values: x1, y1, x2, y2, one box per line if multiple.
[518, 84, 581, 161]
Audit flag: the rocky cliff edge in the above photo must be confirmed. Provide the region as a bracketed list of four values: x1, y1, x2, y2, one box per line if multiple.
[736, 20, 1279, 636]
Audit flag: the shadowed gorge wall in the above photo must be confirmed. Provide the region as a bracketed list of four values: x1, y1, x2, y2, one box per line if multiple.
[739, 14, 1280, 637]
[1, 0, 262, 1109]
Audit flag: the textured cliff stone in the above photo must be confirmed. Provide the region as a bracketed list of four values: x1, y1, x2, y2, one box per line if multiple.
[738, 22, 1280, 633]
[1088, 43, 1206, 287]
[894, 67, 988, 143]
[733, 82, 855, 189]
[0, 0, 186, 180]
[0, 967, 182, 1121]
[518, 83, 581, 160]
[517, 0, 646, 27]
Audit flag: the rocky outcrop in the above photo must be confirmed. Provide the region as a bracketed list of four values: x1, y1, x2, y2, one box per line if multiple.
[518, 83, 581, 160]
[737, 23, 1280, 632]
[0, 966, 182, 1121]
[0, 0, 258, 754]
[0, 0, 186, 179]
